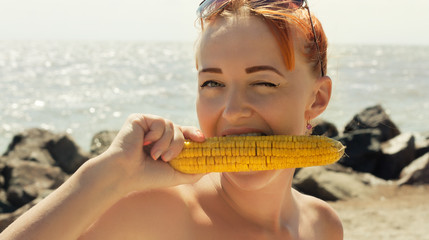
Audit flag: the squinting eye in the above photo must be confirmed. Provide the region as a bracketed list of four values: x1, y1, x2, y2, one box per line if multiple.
[200, 80, 224, 88]
[253, 82, 280, 87]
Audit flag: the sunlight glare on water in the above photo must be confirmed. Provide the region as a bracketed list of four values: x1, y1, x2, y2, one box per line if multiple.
[0, 41, 428, 152]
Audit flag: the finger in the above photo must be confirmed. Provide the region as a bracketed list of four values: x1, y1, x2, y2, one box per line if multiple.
[150, 119, 175, 160]
[142, 116, 167, 146]
[110, 113, 147, 150]
[161, 125, 185, 162]
[180, 126, 205, 142]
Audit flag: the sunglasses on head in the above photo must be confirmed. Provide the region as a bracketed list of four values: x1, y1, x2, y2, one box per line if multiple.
[197, 0, 325, 77]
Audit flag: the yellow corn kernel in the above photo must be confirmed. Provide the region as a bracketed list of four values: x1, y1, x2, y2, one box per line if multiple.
[169, 135, 345, 174]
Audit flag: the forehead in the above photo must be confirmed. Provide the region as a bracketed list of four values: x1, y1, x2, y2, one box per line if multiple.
[197, 16, 287, 68]
[202, 15, 269, 41]
[196, 16, 302, 69]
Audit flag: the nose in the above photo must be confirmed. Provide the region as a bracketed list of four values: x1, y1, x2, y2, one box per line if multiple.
[222, 89, 252, 122]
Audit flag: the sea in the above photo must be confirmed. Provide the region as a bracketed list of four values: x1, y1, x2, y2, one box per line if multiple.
[1, 41, 428, 152]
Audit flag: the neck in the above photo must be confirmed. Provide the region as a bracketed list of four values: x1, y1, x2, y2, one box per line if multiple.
[215, 170, 298, 231]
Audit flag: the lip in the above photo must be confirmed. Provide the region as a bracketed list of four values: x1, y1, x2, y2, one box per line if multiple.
[220, 128, 268, 137]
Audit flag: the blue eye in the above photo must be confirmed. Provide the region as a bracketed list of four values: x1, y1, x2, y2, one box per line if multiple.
[200, 80, 224, 88]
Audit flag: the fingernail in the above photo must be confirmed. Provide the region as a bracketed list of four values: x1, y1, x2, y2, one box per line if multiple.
[143, 141, 152, 146]
[162, 151, 173, 162]
[152, 150, 162, 160]
[196, 130, 204, 138]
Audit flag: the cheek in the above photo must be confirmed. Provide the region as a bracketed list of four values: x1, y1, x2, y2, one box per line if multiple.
[253, 92, 307, 135]
[196, 95, 219, 137]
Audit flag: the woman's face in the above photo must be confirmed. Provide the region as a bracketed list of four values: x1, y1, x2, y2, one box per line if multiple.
[195, 15, 325, 190]
[196, 15, 317, 138]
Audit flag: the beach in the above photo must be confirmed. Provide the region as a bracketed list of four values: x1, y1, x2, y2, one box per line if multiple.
[330, 184, 429, 240]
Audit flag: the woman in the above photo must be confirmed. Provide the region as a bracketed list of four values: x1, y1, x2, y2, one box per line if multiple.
[1, 0, 342, 239]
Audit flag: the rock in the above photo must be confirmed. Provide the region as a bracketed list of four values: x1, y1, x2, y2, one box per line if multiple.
[2, 128, 56, 166]
[311, 119, 339, 138]
[3, 128, 56, 155]
[337, 129, 383, 174]
[0, 189, 15, 214]
[415, 133, 429, 159]
[0, 128, 94, 230]
[2, 128, 90, 174]
[343, 105, 400, 142]
[293, 164, 382, 201]
[0, 197, 42, 232]
[0, 161, 6, 189]
[376, 133, 416, 180]
[398, 153, 429, 185]
[90, 130, 118, 156]
[4, 161, 67, 208]
[46, 134, 89, 174]
[323, 164, 386, 186]
[0, 161, 14, 214]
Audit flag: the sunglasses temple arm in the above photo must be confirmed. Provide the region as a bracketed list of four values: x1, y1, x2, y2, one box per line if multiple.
[304, 1, 325, 77]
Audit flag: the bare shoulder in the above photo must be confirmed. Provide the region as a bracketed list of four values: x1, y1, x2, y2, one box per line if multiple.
[79, 185, 195, 239]
[294, 189, 343, 240]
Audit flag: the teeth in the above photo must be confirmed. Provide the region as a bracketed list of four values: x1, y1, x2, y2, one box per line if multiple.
[227, 133, 265, 137]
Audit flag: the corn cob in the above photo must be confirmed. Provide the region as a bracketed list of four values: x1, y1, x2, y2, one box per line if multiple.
[169, 135, 345, 174]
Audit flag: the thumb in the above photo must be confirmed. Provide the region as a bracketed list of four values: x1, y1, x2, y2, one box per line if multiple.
[180, 126, 205, 142]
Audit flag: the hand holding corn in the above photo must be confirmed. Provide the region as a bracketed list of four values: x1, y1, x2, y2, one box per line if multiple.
[169, 135, 345, 174]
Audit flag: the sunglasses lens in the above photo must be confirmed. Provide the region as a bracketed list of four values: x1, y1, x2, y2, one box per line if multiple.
[197, 0, 230, 18]
[197, 0, 306, 18]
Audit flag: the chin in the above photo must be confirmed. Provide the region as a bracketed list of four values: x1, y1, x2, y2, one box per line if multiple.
[222, 170, 287, 191]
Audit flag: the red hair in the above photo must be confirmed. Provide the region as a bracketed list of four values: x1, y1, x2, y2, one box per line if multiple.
[197, 0, 327, 77]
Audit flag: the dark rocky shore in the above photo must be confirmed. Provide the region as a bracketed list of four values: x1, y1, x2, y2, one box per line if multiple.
[0, 104, 428, 231]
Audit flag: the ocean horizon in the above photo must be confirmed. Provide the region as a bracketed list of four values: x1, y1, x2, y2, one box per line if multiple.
[1, 40, 428, 152]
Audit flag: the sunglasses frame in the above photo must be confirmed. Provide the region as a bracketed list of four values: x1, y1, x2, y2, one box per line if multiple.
[197, 0, 325, 77]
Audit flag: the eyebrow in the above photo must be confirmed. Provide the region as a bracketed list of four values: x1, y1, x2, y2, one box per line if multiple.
[245, 65, 284, 77]
[199, 65, 284, 76]
[199, 68, 222, 74]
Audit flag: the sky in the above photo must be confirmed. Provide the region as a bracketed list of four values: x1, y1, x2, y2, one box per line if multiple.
[0, 0, 428, 45]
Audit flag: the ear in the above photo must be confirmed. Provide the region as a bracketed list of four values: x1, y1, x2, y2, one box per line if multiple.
[305, 76, 332, 120]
